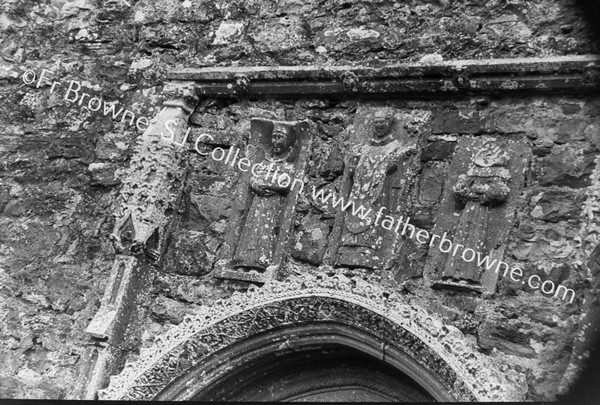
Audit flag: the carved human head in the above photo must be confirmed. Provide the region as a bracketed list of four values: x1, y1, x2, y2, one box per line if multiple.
[271, 124, 294, 156]
[372, 108, 394, 139]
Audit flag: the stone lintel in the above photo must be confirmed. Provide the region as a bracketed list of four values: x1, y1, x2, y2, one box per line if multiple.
[167, 55, 600, 97]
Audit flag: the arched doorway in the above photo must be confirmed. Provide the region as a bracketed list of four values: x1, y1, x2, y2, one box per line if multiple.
[154, 323, 450, 401]
[194, 343, 435, 402]
[99, 274, 526, 401]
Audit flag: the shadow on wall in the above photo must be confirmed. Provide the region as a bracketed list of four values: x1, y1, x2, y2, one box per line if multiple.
[560, 2, 600, 404]
[559, 0, 600, 401]
[560, 342, 600, 404]
[576, 0, 600, 48]
[560, 0, 600, 404]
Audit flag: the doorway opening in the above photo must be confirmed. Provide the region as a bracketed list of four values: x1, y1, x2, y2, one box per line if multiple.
[195, 344, 435, 402]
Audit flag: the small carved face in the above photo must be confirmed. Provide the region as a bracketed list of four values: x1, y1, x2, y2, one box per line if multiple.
[271, 129, 293, 155]
[372, 111, 393, 139]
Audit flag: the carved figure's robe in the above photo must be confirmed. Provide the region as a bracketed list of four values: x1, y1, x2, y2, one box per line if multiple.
[442, 174, 509, 283]
[232, 159, 295, 271]
[338, 140, 402, 262]
[442, 200, 489, 282]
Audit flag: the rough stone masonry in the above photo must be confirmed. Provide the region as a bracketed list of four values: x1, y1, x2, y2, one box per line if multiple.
[1, 0, 600, 402]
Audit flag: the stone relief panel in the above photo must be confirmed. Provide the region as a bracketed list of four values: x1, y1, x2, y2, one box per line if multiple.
[214, 118, 312, 283]
[424, 136, 530, 294]
[326, 107, 422, 271]
[291, 135, 346, 267]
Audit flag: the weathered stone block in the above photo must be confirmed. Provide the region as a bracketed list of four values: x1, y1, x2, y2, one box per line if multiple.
[421, 140, 455, 161]
[431, 109, 481, 134]
[94, 132, 130, 161]
[477, 321, 537, 358]
[87, 162, 120, 187]
[561, 103, 582, 115]
[530, 190, 585, 223]
[532, 138, 554, 157]
[555, 118, 588, 144]
[291, 213, 332, 266]
[162, 230, 212, 277]
[250, 17, 308, 53]
[3, 199, 26, 217]
[538, 144, 596, 188]
[46, 136, 93, 160]
[149, 295, 196, 325]
[189, 194, 232, 225]
[418, 162, 446, 203]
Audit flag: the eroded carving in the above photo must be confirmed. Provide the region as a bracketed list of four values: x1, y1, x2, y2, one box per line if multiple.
[341, 71, 360, 93]
[214, 119, 312, 283]
[82, 89, 199, 398]
[328, 107, 420, 270]
[425, 137, 529, 293]
[233, 73, 251, 94]
[109, 104, 194, 262]
[443, 145, 511, 284]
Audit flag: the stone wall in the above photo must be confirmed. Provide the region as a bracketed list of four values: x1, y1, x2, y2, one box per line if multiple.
[144, 95, 599, 401]
[1, 0, 599, 401]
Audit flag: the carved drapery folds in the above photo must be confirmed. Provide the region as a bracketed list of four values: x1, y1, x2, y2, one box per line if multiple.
[327, 107, 421, 270]
[425, 137, 529, 293]
[214, 118, 312, 283]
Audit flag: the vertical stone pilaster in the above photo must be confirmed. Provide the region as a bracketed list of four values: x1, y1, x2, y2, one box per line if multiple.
[76, 82, 199, 399]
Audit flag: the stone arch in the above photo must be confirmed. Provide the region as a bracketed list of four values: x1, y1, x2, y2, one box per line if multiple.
[98, 274, 526, 401]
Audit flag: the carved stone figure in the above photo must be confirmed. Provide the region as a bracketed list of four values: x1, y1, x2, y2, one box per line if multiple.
[233, 123, 297, 271]
[214, 118, 312, 283]
[329, 107, 420, 270]
[442, 144, 511, 283]
[424, 137, 530, 293]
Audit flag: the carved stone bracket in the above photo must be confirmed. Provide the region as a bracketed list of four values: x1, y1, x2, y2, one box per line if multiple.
[98, 274, 526, 401]
[233, 73, 251, 94]
[340, 71, 361, 93]
[162, 81, 198, 113]
[452, 67, 471, 90]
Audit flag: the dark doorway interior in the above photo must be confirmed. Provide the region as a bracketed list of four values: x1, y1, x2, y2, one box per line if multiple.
[194, 345, 435, 402]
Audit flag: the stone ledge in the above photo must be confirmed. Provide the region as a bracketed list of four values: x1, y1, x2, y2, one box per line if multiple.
[167, 55, 600, 98]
